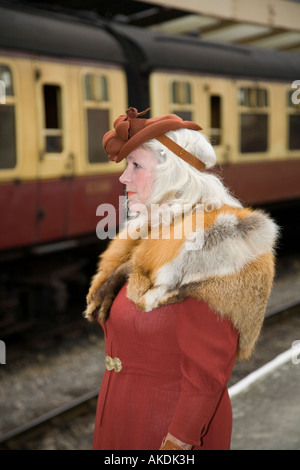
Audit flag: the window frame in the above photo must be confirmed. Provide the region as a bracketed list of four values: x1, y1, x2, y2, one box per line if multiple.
[238, 85, 270, 156]
[0, 62, 18, 171]
[169, 78, 195, 121]
[79, 66, 127, 175]
[83, 71, 112, 165]
[209, 94, 223, 146]
[42, 83, 64, 154]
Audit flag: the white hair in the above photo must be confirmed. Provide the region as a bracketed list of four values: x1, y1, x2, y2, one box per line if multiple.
[123, 128, 242, 234]
[142, 128, 242, 211]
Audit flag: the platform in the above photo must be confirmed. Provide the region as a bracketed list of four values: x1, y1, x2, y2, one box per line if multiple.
[265, 254, 300, 316]
[230, 347, 300, 450]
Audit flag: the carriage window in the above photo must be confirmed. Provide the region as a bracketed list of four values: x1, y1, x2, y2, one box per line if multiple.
[0, 106, 17, 169]
[84, 74, 110, 164]
[0, 65, 16, 169]
[87, 109, 109, 163]
[210, 95, 222, 145]
[238, 87, 269, 153]
[171, 81, 191, 105]
[287, 90, 300, 150]
[85, 75, 108, 102]
[238, 88, 268, 107]
[43, 85, 63, 153]
[170, 80, 193, 121]
[172, 110, 192, 121]
[240, 114, 268, 153]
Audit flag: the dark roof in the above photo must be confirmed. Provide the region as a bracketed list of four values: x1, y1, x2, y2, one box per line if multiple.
[0, 3, 299, 81]
[112, 22, 300, 81]
[0, 5, 125, 64]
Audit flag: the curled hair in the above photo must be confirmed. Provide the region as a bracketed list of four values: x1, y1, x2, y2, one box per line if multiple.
[141, 128, 242, 212]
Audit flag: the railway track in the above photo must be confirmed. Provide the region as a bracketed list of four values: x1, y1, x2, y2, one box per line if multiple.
[0, 389, 98, 450]
[1, 301, 299, 450]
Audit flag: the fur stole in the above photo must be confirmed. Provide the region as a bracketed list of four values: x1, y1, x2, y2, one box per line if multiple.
[85, 205, 278, 360]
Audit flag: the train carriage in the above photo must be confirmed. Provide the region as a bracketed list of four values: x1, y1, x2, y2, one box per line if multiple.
[0, 5, 127, 253]
[0, 3, 300, 256]
[109, 20, 300, 206]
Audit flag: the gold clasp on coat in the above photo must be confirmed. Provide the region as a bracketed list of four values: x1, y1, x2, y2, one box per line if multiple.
[105, 355, 122, 373]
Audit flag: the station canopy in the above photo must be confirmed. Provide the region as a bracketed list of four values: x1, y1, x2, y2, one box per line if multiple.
[116, 0, 300, 53]
[13, 0, 300, 53]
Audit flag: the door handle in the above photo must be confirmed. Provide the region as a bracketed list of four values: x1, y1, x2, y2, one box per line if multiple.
[64, 153, 75, 174]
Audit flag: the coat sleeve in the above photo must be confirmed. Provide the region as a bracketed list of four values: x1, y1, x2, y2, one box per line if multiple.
[168, 297, 238, 447]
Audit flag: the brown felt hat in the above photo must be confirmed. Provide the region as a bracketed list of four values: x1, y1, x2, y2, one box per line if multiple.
[103, 107, 206, 172]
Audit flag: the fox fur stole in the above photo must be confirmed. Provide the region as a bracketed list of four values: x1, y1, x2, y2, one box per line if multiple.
[85, 205, 278, 360]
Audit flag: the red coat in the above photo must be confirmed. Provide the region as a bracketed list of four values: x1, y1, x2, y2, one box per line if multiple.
[92, 283, 238, 450]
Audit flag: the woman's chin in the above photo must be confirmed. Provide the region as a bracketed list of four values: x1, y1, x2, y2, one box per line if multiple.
[128, 201, 147, 213]
[128, 201, 148, 217]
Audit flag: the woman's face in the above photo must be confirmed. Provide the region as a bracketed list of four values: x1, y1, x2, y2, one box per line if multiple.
[119, 147, 157, 211]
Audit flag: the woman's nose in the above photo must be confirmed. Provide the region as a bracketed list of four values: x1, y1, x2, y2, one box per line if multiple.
[119, 166, 131, 184]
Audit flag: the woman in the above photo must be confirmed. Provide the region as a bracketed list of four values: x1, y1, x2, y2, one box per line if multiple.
[85, 108, 278, 450]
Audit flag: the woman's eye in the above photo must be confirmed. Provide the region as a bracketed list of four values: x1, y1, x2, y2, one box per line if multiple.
[133, 162, 141, 169]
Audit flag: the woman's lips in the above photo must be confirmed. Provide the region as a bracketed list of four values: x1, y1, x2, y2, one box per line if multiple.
[127, 191, 136, 197]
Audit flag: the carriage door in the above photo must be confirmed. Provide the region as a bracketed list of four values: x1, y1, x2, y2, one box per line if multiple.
[35, 62, 74, 244]
[204, 79, 232, 165]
